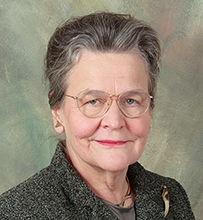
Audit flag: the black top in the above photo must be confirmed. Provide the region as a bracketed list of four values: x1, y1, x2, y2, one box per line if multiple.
[0, 141, 195, 219]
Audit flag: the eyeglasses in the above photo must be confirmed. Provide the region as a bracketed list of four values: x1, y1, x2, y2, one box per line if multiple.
[65, 90, 153, 118]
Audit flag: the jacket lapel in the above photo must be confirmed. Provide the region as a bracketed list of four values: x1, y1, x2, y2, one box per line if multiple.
[128, 163, 165, 219]
[134, 184, 165, 219]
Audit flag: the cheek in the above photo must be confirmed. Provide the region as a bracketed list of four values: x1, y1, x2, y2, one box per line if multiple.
[128, 114, 151, 138]
[65, 111, 100, 139]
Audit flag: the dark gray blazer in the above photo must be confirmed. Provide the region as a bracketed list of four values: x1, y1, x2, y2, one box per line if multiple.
[0, 142, 195, 219]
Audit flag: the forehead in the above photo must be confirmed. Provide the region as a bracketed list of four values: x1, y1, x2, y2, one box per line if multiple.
[67, 50, 149, 95]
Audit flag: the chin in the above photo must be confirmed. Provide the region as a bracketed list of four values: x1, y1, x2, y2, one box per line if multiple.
[97, 158, 132, 172]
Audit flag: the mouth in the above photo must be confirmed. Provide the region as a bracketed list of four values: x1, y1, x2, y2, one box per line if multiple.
[95, 140, 128, 147]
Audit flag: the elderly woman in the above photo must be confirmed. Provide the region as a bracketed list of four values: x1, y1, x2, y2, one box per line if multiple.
[0, 12, 194, 219]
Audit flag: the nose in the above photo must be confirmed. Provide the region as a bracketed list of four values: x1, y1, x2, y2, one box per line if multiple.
[101, 99, 126, 130]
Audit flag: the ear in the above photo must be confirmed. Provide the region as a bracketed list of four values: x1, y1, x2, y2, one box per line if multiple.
[51, 108, 65, 134]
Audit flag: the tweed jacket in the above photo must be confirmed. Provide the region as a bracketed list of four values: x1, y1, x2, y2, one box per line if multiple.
[0, 142, 195, 219]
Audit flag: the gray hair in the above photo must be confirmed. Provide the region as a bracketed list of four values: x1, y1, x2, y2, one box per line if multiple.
[45, 12, 161, 109]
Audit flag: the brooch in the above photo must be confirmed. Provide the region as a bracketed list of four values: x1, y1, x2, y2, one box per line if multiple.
[162, 185, 169, 217]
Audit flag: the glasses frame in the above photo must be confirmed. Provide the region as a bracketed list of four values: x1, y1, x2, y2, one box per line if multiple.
[65, 90, 153, 118]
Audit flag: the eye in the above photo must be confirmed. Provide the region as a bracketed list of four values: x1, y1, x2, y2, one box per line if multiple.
[88, 99, 100, 105]
[126, 99, 137, 105]
[123, 98, 140, 107]
[85, 97, 106, 107]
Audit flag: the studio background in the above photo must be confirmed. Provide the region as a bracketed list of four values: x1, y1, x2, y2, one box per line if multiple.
[0, 0, 202, 219]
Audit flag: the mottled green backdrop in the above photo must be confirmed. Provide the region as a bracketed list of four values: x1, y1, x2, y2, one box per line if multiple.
[0, 0, 202, 219]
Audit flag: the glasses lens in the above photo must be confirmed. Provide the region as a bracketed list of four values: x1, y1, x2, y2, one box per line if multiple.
[119, 90, 150, 117]
[77, 90, 110, 118]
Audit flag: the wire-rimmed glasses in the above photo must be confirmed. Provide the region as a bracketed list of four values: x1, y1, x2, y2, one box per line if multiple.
[65, 90, 153, 118]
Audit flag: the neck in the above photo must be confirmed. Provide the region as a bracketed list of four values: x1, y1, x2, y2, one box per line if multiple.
[84, 169, 132, 206]
[65, 147, 133, 207]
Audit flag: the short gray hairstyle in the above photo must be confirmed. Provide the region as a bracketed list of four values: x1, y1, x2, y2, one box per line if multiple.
[45, 12, 161, 109]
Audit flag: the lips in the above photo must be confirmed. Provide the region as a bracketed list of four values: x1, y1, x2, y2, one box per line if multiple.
[95, 140, 128, 146]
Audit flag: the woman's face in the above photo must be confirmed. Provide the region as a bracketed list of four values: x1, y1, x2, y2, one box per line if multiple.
[53, 50, 151, 173]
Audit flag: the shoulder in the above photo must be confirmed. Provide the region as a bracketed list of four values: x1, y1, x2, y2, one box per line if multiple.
[0, 145, 71, 219]
[134, 163, 189, 200]
[129, 161, 187, 193]
[0, 164, 57, 218]
[128, 162, 195, 219]
[1, 163, 54, 196]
